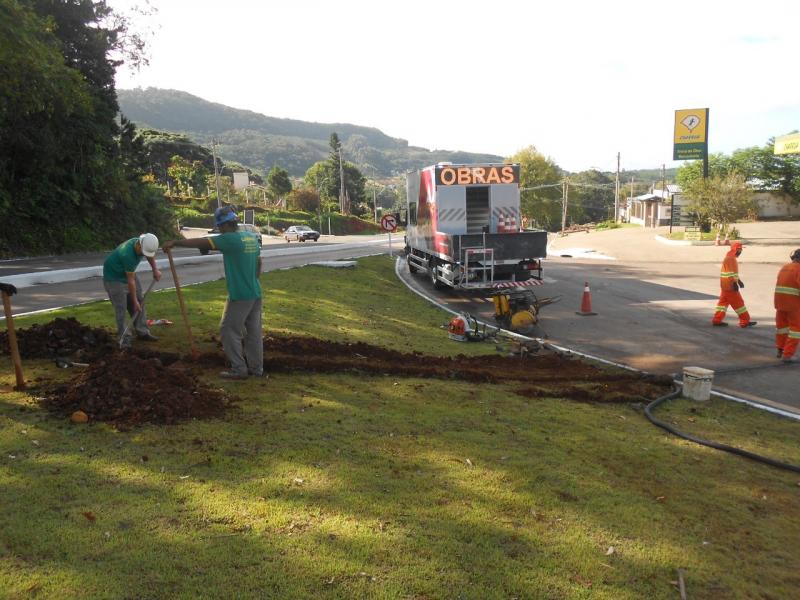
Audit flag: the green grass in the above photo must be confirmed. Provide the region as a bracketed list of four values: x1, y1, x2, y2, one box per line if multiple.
[2, 256, 799, 599]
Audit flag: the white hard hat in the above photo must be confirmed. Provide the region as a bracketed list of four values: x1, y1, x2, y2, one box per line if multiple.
[138, 233, 159, 257]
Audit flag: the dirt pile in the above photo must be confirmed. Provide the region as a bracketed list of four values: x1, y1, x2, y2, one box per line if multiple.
[42, 354, 232, 428]
[1, 317, 113, 361]
[253, 335, 673, 402]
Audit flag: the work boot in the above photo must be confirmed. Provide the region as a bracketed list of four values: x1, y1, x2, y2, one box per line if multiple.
[219, 370, 248, 380]
[137, 332, 158, 342]
[742, 321, 757, 328]
[712, 322, 728, 327]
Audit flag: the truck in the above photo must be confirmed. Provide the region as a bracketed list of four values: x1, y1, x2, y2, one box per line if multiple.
[404, 163, 548, 290]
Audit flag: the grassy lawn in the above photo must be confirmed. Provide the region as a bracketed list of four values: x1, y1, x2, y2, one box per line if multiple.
[2, 256, 799, 599]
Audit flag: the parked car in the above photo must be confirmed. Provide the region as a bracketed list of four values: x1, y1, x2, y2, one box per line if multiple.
[199, 223, 263, 255]
[284, 225, 320, 242]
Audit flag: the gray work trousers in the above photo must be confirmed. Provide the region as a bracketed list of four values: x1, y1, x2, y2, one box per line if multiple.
[103, 275, 150, 345]
[220, 298, 263, 376]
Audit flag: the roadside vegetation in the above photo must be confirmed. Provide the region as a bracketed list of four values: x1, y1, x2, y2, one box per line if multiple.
[2, 256, 799, 599]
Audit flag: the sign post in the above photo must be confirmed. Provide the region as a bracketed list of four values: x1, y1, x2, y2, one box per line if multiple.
[380, 213, 398, 257]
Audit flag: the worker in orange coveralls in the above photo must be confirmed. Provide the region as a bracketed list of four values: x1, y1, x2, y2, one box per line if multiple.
[774, 248, 800, 363]
[712, 241, 757, 328]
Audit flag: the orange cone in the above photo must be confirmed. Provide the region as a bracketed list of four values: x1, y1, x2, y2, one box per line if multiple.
[576, 281, 597, 316]
[714, 231, 720, 246]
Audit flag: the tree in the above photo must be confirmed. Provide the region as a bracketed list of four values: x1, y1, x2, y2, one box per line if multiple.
[675, 153, 734, 190]
[267, 166, 292, 200]
[506, 146, 562, 230]
[569, 170, 615, 223]
[683, 171, 755, 232]
[167, 156, 208, 197]
[288, 188, 320, 212]
[0, 0, 173, 256]
[303, 160, 366, 214]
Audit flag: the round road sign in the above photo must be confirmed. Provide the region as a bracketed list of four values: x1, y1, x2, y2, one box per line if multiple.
[381, 214, 397, 232]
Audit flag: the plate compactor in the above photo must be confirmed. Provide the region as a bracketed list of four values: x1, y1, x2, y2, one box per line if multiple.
[491, 289, 560, 335]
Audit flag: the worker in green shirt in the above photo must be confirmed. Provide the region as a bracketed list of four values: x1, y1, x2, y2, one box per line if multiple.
[163, 206, 263, 379]
[102, 233, 162, 346]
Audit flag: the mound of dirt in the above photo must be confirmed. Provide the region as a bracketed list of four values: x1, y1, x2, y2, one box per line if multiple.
[41, 354, 232, 428]
[1, 317, 113, 361]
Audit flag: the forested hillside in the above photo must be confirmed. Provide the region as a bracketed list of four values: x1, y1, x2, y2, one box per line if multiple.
[118, 88, 503, 176]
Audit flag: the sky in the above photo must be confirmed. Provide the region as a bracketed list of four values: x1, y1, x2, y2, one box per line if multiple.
[110, 0, 800, 173]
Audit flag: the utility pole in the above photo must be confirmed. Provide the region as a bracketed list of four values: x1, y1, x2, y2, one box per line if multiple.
[615, 152, 620, 222]
[561, 178, 569, 234]
[211, 139, 222, 210]
[630, 176, 635, 224]
[664, 163, 673, 234]
[338, 147, 346, 214]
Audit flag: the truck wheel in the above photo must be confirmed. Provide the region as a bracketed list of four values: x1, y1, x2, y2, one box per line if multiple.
[407, 253, 419, 274]
[429, 258, 444, 289]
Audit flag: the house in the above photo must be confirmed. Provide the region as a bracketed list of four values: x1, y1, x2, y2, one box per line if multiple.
[624, 183, 798, 227]
[625, 184, 692, 227]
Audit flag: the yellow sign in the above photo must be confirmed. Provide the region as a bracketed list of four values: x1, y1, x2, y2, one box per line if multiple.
[673, 108, 709, 160]
[775, 133, 800, 155]
[673, 109, 708, 144]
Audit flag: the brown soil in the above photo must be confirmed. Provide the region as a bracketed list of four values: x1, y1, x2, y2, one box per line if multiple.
[1, 317, 113, 361]
[29, 319, 672, 429]
[249, 335, 673, 402]
[41, 354, 233, 429]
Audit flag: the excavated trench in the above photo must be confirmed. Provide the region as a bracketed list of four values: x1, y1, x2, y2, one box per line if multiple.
[4, 319, 673, 427]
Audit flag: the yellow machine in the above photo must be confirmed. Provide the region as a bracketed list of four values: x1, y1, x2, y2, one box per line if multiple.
[492, 290, 558, 335]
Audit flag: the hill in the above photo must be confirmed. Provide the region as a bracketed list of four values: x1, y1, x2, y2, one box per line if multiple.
[117, 88, 503, 177]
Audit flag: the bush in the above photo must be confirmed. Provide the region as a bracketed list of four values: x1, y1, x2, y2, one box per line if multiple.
[595, 220, 621, 230]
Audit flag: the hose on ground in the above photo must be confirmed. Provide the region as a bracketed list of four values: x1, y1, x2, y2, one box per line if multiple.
[645, 388, 800, 474]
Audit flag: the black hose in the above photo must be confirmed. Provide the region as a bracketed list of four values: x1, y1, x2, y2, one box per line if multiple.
[645, 388, 800, 474]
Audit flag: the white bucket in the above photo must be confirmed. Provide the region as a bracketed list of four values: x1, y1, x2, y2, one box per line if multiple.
[682, 366, 714, 401]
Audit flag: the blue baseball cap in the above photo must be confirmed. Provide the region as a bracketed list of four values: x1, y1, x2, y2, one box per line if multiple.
[214, 206, 238, 226]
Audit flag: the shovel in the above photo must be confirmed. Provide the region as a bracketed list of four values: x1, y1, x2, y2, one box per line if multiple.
[55, 357, 90, 369]
[119, 277, 157, 349]
[2, 289, 25, 390]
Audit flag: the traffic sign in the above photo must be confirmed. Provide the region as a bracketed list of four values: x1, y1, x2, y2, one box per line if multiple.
[381, 214, 397, 232]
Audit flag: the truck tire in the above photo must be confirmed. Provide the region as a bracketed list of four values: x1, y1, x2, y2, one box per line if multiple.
[429, 258, 444, 289]
[407, 253, 419, 274]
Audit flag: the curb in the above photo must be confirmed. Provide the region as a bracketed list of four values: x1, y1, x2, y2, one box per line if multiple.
[4, 238, 389, 289]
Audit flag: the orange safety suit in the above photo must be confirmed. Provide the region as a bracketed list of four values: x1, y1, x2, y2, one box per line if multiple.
[774, 261, 800, 360]
[712, 241, 752, 327]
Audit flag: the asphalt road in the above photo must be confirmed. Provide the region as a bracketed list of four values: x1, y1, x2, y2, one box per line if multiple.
[397, 223, 800, 416]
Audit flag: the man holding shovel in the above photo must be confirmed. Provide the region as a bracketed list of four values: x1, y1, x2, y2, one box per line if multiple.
[103, 233, 161, 347]
[163, 206, 263, 379]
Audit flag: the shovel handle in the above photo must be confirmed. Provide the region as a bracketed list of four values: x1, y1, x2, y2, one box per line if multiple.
[166, 249, 196, 357]
[2, 291, 25, 390]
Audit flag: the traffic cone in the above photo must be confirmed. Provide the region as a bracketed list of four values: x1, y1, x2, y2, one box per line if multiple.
[714, 231, 720, 246]
[723, 232, 730, 245]
[576, 281, 597, 316]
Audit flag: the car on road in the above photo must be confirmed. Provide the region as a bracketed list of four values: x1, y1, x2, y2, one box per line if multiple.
[199, 223, 263, 255]
[284, 225, 320, 242]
